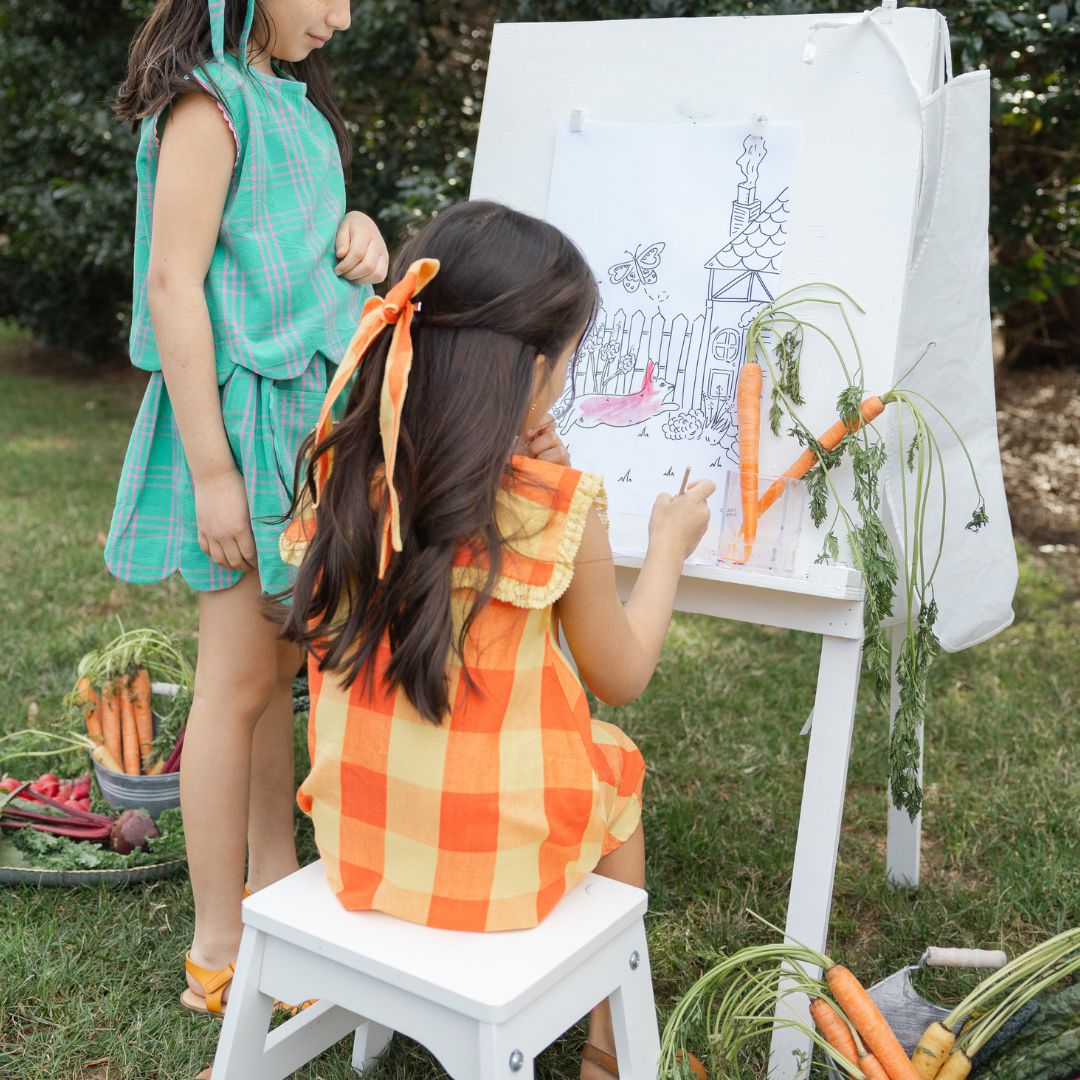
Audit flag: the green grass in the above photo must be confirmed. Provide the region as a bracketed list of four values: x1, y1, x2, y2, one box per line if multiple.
[1, 357, 1077, 1079]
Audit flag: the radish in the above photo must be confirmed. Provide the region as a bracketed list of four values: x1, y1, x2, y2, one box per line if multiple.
[0, 782, 158, 853]
[32, 773, 60, 798]
[109, 810, 160, 855]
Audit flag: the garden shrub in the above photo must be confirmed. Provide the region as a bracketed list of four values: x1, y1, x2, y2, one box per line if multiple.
[0, 0, 1075, 363]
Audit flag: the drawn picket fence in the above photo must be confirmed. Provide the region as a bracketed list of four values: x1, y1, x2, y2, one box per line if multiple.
[577, 307, 706, 411]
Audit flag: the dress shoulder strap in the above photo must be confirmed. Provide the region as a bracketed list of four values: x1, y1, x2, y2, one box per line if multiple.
[452, 458, 607, 610]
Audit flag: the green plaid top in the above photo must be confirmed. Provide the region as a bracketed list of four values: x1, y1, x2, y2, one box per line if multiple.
[106, 4, 369, 596]
[128, 51, 364, 382]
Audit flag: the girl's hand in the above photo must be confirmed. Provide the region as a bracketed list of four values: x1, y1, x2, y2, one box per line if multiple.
[647, 479, 716, 560]
[519, 413, 570, 466]
[334, 211, 389, 285]
[193, 467, 258, 573]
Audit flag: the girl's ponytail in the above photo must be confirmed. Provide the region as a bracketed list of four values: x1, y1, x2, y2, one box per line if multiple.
[278, 202, 598, 723]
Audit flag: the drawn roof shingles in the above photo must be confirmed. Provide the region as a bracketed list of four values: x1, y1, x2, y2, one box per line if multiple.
[705, 189, 790, 274]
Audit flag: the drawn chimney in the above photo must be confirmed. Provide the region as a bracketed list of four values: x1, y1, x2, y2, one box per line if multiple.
[731, 135, 766, 235]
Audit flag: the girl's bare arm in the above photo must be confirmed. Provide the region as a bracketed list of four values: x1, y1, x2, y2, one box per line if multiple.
[147, 91, 255, 571]
[556, 482, 714, 705]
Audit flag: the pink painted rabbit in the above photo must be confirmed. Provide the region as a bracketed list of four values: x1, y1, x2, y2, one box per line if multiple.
[558, 361, 679, 434]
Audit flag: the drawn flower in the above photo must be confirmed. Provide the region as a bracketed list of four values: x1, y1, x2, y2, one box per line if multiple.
[579, 323, 603, 357]
[663, 409, 705, 441]
[598, 341, 620, 365]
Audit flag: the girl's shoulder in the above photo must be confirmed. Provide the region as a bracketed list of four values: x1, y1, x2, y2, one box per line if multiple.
[279, 457, 609, 610]
[504, 455, 604, 523]
[452, 457, 607, 610]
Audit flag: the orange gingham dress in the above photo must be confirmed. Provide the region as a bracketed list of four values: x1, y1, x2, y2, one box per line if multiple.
[291, 456, 645, 931]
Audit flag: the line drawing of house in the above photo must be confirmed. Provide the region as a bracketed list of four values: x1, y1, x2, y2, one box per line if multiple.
[556, 133, 790, 467]
[695, 188, 790, 411]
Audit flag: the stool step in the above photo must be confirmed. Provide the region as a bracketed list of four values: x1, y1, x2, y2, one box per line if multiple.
[243, 861, 648, 1022]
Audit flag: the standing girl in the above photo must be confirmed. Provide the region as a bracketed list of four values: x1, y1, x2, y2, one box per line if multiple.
[279, 201, 713, 1078]
[107, 0, 386, 1014]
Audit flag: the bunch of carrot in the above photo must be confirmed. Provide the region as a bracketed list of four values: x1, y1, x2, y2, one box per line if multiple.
[661, 919, 1080, 1080]
[75, 667, 174, 777]
[660, 919, 924, 1080]
[65, 627, 192, 778]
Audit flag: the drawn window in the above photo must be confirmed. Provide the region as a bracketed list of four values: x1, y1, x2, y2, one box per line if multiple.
[708, 369, 734, 400]
[711, 328, 741, 362]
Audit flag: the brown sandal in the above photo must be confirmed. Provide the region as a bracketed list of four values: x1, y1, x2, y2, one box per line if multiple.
[582, 1044, 708, 1079]
[583, 1043, 619, 1076]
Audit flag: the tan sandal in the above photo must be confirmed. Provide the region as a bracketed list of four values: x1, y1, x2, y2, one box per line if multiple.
[181, 952, 234, 1018]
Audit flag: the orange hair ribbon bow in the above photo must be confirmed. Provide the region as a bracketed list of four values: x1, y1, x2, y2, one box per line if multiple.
[311, 257, 440, 579]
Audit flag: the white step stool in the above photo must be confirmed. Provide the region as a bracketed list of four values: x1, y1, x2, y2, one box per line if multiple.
[210, 860, 661, 1079]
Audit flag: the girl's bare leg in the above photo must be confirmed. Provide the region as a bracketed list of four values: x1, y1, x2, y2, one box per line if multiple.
[181, 572, 284, 1005]
[245, 636, 304, 891]
[582, 821, 646, 1079]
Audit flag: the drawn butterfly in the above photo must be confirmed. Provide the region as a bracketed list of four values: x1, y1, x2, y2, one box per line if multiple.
[608, 242, 666, 293]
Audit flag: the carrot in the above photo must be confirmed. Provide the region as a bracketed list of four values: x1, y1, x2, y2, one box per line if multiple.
[811, 998, 860, 1069]
[76, 676, 103, 746]
[674, 1049, 707, 1079]
[129, 666, 154, 769]
[91, 743, 124, 775]
[860, 1053, 892, 1080]
[933, 1050, 971, 1080]
[99, 679, 123, 774]
[827, 964, 921, 1080]
[736, 360, 764, 559]
[757, 395, 886, 517]
[144, 757, 166, 777]
[911, 1021, 956, 1079]
[118, 674, 141, 776]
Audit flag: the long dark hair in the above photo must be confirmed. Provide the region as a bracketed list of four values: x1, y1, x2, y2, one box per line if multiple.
[277, 201, 598, 723]
[113, 0, 351, 172]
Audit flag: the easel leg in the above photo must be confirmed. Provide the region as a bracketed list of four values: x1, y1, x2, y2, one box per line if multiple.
[768, 630, 862, 1080]
[887, 624, 922, 886]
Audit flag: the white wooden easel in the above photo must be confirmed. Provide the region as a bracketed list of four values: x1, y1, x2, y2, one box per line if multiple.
[612, 558, 921, 1078]
[469, 11, 1011, 1076]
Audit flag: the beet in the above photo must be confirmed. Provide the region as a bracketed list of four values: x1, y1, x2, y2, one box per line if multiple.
[109, 809, 160, 854]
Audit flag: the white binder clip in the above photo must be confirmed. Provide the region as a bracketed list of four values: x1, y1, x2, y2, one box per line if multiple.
[569, 107, 586, 133]
[750, 112, 768, 137]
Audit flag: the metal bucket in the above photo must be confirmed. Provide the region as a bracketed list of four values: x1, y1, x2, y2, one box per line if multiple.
[91, 710, 180, 820]
[824, 948, 1006, 1079]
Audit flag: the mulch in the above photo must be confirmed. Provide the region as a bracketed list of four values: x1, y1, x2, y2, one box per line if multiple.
[996, 364, 1080, 550]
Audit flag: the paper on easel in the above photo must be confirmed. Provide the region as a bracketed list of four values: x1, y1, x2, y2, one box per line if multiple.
[545, 120, 798, 558]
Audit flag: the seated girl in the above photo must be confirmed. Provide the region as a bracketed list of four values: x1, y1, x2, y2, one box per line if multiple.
[279, 200, 713, 1078]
